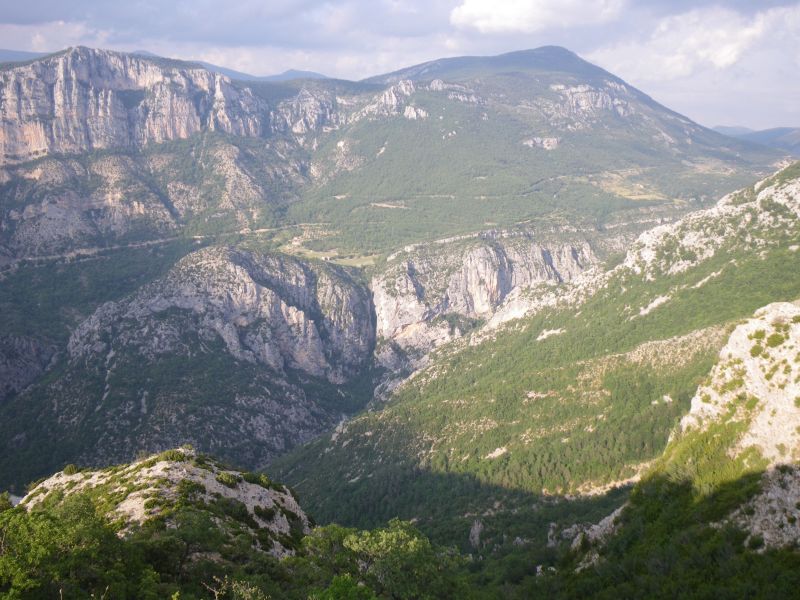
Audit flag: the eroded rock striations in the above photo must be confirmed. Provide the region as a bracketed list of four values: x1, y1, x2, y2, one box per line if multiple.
[0, 47, 265, 163]
[0, 247, 375, 487]
[372, 231, 596, 370]
[0, 335, 57, 402]
[69, 246, 374, 384]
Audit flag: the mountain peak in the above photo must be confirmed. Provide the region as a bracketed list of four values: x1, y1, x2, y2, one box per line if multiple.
[363, 44, 611, 85]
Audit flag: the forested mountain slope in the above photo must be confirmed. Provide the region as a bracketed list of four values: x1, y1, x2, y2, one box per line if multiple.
[274, 162, 800, 549]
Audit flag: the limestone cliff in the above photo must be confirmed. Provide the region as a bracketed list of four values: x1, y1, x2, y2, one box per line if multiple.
[0, 335, 57, 402]
[372, 231, 596, 369]
[679, 301, 800, 464]
[0, 47, 265, 163]
[69, 246, 374, 384]
[0, 247, 375, 488]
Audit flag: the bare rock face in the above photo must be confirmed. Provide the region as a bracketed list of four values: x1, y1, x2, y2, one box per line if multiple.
[1, 155, 178, 257]
[372, 231, 596, 366]
[69, 246, 374, 383]
[0, 47, 265, 164]
[0, 247, 375, 484]
[680, 301, 800, 466]
[674, 301, 800, 551]
[270, 87, 340, 136]
[725, 465, 800, 552]
[355, 80, 416, 121]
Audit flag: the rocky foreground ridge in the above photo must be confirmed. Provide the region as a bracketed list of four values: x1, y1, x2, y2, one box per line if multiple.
[21, 447, 310, 558]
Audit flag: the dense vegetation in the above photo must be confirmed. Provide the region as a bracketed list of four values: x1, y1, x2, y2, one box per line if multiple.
[275, 200, 800, 547]
[3, 465, 799, 599]
[0, 489, 466, 599]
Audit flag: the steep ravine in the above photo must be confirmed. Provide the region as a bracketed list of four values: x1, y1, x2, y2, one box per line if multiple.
[0, 229, 594, 491]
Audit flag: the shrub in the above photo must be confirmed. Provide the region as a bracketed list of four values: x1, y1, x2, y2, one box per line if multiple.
[242, 472, 272, 489]
[254, 505, 276, 521]
[216, 471, 241, 489]
[748, 535, 764, 550]
[766, 333, 785, 348]
[63, 464, 79, 475]
[155, 449, 189, 463]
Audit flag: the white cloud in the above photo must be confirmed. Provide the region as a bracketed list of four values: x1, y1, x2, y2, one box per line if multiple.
[0, 21, 107, 52]
[589, 6, 794, 82]
[450, 0, 625, 33]
[588, 5, 800, 128]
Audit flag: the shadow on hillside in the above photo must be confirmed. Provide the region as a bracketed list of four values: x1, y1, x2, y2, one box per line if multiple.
[287, 465, 632, 552]
[536, 468, 800, 599]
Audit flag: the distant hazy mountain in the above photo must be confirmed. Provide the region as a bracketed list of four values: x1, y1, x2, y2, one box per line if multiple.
[714, 125, 800, 156]
[712, 125, 754, 137]
[0, 49, 47, 63]
[132, 50, 327, 81]
[196, 61, 327, 82]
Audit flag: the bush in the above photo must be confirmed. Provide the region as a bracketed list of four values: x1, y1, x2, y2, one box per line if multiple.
[155, 449, 190, 463]
[254, 505, 276, 521]
[242, 472, 272, 489]
[766, 333, 785, 348]
[216, 472, 242, 489]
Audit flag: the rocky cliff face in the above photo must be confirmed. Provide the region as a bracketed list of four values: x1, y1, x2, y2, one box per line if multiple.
[0, 247, 376, 489]
[372, 231, 596, 369]
[624, 171, 800, 280]
[668, 301, 800, 552]
[0, 335, 57, 402]
[680, 301, 800, 465]
[0, 154, 179, 258]
[0, 47, 266, 163]
[69, 246, 374, 384]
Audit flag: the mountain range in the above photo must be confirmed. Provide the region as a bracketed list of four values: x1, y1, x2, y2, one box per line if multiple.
[0, 47, 327, 83]
[0, 43, 798, 597]
[714, 125, 800, 156]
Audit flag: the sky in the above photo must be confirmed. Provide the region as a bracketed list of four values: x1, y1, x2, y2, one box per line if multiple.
[0, 0, 798, 129]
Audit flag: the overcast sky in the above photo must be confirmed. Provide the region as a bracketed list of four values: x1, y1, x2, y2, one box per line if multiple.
[0, 0, 798, 129]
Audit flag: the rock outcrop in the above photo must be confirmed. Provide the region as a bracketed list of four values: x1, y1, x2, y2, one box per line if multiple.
[0, 247, 375, 485]
[625, 171, 800, 280]
[680, 301, 800, 465]
[22, 447, 310, 558]
[675, 301, 800, 551]
[725, 465, 800, 552]
[0, 335, 57, 401]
